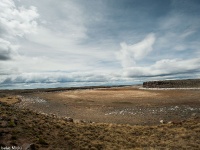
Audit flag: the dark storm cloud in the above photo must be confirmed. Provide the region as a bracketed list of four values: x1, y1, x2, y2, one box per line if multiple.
[0, 53, 11, 60]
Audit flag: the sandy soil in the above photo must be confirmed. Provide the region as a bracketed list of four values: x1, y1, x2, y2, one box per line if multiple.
[15, 86, 200, 125]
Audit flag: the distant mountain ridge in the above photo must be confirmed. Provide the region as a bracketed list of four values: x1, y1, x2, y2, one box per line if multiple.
[143, 79, 200, 88]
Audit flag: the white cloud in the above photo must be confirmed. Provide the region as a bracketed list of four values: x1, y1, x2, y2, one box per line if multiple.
[117, 31, 200, 79]
[0, 0, 39, 37]
[180, 29, 196, 39]
[0, 70, 139, 89]
[124, 58, 200, 77]
[24, 0, 87, 48]
[0, 71, 122, 85]
[0, 0, 39, 62]
[0, 0, 115, 75]
[117, 33, 155, 68]
[0, 38, 19, 60]
[0, 0, 39, 74]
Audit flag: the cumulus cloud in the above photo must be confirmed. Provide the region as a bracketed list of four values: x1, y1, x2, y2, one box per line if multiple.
[117, 33, 155, 68]
[118, 32, 200, 79]
[0, 38, 18, 60]
[0, 0, 39, 37]
[0, 0, 39, 63]
[0, 0, 39, 77]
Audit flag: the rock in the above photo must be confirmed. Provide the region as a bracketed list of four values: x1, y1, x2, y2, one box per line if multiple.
[64, 117, 73, 123]
[171, 121, 182, 125]
[160, 120, 164, 124]
[49, 113, 56, 118]
[22, 143, 36, 150]
[29, 144, 36, 150]
[167, 121, 172, 124]
[143, 79, 200, 88]
[74, 119, 87, 124]
[79, 120, 86, 123]
[191, 113, 197, 117]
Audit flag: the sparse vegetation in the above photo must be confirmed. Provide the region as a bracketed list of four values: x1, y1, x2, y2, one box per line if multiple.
[0, 85, 200, 149]
[0, 102, 200, 149]
[0, 95, 19, 104]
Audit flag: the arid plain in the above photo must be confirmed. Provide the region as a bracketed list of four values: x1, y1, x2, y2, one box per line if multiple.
[17, 86, 200, 125]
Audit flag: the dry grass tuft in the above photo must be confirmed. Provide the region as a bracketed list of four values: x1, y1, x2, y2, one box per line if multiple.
[0, 95, 20, 105]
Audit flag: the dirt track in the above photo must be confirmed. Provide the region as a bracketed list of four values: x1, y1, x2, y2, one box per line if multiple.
[16, 86, 200, 125]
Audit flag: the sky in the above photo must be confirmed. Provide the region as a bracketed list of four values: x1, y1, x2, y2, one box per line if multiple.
[0, 0, 200, 89]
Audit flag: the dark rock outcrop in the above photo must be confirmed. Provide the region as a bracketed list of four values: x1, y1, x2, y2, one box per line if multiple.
[143, 79, 200, 88]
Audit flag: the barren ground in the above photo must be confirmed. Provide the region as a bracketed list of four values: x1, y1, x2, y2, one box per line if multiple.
[16, 86, 200, 125]
[1, 86, 200, 149]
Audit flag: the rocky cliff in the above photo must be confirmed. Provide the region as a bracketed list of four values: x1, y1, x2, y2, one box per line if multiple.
[143, 79, 200, 88]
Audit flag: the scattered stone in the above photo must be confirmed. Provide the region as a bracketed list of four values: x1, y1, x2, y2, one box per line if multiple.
[191, 113, 197, 117]
[41, 112, 47, 116]
[52, 114, 57, 118]
[22, 143, 36, 150]
[171, 121, 182, 125]
[79, 120, 86, 123]
[49, 113, 57, 118]
[64, 117, 73, 123]
[167, 121, 172, 124]
[74, 119, 87, 124]
[160, 120, 164, 124]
